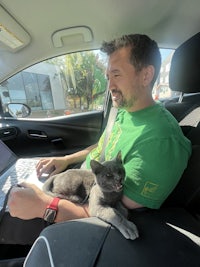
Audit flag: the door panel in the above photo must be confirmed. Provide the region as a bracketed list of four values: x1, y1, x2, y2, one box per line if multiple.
[0, 111, 104, 158]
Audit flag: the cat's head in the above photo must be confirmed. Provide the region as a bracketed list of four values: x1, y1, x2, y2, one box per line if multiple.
[90, 151, 125, 193]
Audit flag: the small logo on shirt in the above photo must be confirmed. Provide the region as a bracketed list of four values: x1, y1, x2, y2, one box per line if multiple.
[141, 182, 159, 198]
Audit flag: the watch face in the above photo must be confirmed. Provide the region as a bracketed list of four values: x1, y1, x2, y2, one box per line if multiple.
[43, 208, 57, 223]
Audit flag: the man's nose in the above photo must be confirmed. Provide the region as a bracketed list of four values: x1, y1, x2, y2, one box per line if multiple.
[107, 78, 115, 91]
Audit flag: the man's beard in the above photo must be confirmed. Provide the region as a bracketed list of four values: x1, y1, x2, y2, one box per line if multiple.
[112, 90, 135, 110]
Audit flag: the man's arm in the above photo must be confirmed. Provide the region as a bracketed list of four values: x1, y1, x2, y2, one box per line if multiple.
[55, 199, 89, 222]
[8, 182, 89, 221]
[122, 195, 144, 209]
[8, 144, 97, 221]
[36, 144, 97, 177]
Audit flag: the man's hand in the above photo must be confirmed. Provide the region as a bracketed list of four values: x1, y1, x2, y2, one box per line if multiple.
[8, 182, 52, 220]
[36, 157, 69, 178]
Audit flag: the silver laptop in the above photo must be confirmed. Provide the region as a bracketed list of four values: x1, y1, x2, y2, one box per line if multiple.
[0, 139, 44, 209]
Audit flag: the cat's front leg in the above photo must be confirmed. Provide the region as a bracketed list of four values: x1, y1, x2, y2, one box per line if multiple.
[115, 201, 128, 217]
[91, 205, 139, 240]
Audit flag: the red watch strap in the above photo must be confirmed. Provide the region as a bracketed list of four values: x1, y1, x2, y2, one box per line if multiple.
[47, 197, 60, 211]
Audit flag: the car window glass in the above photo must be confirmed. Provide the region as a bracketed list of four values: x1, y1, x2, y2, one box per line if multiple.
[0, 48, 176, 119]
[152, 48, 179, 101]
[0, 50, 107, 118]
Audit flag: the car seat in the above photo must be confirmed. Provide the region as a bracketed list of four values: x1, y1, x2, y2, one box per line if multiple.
[163, 32, 200, 218]
[164, 32, 200, 127]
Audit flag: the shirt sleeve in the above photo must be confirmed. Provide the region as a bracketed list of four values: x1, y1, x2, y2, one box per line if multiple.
[123, 137, 190, 209]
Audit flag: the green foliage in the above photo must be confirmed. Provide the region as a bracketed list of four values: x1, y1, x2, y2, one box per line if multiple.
[48, 50, 107, 110]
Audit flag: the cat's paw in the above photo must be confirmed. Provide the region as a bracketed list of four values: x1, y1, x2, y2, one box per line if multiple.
[119, 220, 139, 240]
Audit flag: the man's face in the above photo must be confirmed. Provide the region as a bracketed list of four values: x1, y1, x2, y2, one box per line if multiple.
[106, 47, 147, 112]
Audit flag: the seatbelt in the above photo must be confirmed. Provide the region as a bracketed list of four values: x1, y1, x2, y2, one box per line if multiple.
[81, 106, 118, 168]
[99, 106, 118, 162]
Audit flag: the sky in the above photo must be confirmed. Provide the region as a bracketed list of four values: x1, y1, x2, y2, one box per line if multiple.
[160, 48, 173, 62]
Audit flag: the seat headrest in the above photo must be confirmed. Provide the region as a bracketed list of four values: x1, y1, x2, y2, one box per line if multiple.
[169, 32, 200, 93]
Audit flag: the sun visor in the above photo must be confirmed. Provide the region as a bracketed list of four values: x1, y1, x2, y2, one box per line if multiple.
[0, 4, 31, 52]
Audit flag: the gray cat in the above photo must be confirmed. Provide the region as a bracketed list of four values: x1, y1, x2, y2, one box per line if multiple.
[42, 152, 139, 240]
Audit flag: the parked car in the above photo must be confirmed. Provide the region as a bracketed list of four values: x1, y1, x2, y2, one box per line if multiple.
[0, 0, 199, 266]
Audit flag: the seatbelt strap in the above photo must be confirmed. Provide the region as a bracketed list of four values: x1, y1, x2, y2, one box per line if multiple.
[81, 106, 118, 168]
[99, 106, 118, 162]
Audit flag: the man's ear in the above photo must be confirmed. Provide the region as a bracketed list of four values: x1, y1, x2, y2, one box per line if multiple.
[142, 65, 155, 87]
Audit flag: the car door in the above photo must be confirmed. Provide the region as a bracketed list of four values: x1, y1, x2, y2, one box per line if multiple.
[0, 50, 110, 158]
[0, 109, 109, 158]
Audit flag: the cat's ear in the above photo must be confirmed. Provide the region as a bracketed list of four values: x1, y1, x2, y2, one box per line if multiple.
[116, 151, 122, 163]
[90, 160, 104, 174]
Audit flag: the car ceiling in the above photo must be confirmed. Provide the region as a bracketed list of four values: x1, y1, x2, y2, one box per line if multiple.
[0, 0, 199, 83]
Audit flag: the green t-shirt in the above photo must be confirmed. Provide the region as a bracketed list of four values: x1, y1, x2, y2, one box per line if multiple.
[85, 103, 192, 209]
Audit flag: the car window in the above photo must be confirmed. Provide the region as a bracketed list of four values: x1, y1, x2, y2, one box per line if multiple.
[0, 48, 176, 119]
[0, 50, 107, 118]
[152, 49, 179, 101]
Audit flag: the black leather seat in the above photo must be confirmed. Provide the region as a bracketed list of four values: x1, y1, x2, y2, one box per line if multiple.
[163, 32, 200, 218]
[164, 32, 200, 126]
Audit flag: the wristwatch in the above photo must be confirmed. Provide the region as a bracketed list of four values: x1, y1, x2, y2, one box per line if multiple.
[43, 197, 60, 223]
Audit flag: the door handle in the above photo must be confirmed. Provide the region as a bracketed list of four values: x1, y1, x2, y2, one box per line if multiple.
[28, 130, 48, 139]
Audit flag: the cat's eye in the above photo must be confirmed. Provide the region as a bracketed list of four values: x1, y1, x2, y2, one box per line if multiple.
[106, 173, 113, 178]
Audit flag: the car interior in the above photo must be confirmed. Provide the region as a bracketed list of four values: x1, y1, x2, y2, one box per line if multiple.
[21, 31, 200, 267]
[0, 0, 199, 266]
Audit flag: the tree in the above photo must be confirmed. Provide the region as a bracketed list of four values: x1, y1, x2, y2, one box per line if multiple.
[47, 51, 107, 111]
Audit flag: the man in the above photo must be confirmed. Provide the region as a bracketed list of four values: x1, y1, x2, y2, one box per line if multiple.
[8, 34, 191, 223]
